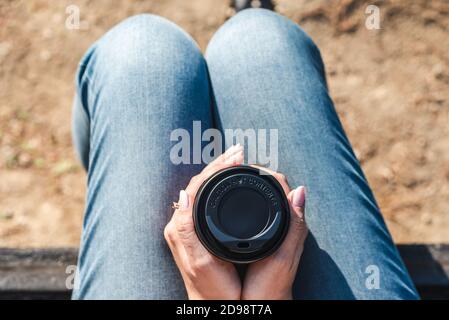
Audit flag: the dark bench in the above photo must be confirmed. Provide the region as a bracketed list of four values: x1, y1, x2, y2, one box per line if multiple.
[1, 245, 448, 299]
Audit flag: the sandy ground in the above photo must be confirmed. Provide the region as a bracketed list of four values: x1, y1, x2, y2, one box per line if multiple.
[0, 0, 448, 247]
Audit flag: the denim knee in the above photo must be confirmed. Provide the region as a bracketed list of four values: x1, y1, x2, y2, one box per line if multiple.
[76, 14, 205, 95]
[206, 8, 324, 74]
[74, 13, 209, 127]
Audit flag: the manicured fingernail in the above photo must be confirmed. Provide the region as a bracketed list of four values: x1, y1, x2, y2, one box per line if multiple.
[179, 190, 189, 209]
[227, 150, 244, 164]
[293, 186, 305, 208]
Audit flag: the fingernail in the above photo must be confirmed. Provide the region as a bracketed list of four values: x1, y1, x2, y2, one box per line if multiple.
[179, 190, 189, 209]
[225, 144, 242, 157]
[292, 186, 305, 208]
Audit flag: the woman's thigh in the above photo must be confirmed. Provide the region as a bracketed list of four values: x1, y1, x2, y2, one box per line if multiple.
[205, 8, 418, 299]
[72, 14, 211, 299]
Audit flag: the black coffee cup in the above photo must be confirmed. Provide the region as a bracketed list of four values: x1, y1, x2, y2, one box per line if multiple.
[193, 165, 290, 263]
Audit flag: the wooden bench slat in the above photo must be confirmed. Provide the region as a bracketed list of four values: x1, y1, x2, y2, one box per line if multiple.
[1, 245, 448, 299]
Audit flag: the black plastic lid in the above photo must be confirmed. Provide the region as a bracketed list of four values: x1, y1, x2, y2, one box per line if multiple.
[193, 165, 290, 263]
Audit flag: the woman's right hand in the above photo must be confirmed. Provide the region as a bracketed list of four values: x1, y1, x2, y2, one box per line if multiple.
[241, 168, 308, 300]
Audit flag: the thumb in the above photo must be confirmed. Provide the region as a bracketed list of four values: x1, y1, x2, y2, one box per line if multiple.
[285, 186, 308, 245]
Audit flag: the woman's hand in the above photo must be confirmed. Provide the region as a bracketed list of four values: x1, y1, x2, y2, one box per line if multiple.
[164, 145, 244, 300]
[241, 168, 308, 300]
[165, 146, 308, 300]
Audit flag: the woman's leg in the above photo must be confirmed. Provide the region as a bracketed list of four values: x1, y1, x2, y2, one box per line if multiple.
[71, 14, 212, 299]
[205, 9, 418, 299]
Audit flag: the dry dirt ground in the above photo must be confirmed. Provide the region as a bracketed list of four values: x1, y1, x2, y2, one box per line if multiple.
[0, 0, 448, 247]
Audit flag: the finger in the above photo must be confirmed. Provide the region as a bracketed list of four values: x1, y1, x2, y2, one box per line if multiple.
[164, 220, 189, 272]
[168, 190, 191, 249]
[203, 144, 243, 175]
[171, 190, 209, 254]
[209, 143, 242, 167]
[277, 186, 308, 257]
[185, 145, 244, 196]
[169, 191, 213, 276]
[173, 189, 191, 216]
[173, 207, 212, 263]
[202, 149, 243, 178]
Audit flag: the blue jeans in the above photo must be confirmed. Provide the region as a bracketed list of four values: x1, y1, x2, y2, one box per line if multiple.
[72, 9, 418, 299]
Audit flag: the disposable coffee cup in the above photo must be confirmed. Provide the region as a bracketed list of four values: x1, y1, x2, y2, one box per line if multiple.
[193, 165, 290, 264]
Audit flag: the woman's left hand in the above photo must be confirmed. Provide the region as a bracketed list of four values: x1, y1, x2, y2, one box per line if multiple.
[164, 145, 244, 299]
